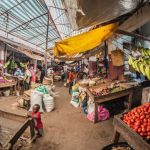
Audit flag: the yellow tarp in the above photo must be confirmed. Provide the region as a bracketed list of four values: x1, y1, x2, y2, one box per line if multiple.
[54, 23, 118, 56]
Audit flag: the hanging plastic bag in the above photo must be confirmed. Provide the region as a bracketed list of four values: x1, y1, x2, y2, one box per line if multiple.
[70, 92, 80, 108]
[87, 105, 110, 122]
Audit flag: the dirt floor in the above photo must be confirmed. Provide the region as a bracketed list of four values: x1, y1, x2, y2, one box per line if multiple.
[0, 82, 116, 150]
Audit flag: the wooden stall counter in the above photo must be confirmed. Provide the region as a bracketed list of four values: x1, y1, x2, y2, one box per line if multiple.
[113, 114, 150, 150]
[86, 82, 135, 123]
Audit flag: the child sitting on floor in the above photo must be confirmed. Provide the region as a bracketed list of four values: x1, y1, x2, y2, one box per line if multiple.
[27, 104, 44, 136]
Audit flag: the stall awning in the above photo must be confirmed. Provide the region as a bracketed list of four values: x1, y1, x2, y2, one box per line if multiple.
[8, 45, 44, 61]
[63, 0, 144, 29]
[54, 23, 118, 56]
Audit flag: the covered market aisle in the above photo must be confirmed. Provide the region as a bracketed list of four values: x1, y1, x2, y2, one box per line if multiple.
[0, 82, 114, 150]
[0, 0, 150, 150]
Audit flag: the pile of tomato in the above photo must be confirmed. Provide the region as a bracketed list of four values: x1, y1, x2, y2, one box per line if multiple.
[123, 103, 150, 139]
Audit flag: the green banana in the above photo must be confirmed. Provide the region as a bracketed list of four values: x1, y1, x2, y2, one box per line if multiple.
[145, 65, 150, 80]
[128, 56, 133, 65]
[139, 64, 146, 76]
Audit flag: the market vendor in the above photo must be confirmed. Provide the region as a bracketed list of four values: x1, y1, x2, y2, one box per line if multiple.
[40, 64, 45, 83]
[23, 66, 31, 91]
[14, 67, 23, 76]
[0, 67, 3, 78]
[30, 65, 36, 87]
[68, 69, 76, 94]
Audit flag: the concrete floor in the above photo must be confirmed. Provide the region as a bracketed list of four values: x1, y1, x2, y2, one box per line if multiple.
[0, 82, 115, 150]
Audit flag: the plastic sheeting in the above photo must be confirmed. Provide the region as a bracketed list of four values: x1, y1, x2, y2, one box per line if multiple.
[63, 0, 143, 29]
[54, 23, 118, 56]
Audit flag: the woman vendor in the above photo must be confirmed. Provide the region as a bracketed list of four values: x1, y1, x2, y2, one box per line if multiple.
[23, 66, 31, 91]
[68, 69, 76, 94]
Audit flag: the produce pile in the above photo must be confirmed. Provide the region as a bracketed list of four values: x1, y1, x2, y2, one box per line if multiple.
[4, 60, 27, 69]
[0, 76, 13, 83]
[123, 103, 150, 140]
[128, 48, 150, 80]
[89, 82, 126, 96]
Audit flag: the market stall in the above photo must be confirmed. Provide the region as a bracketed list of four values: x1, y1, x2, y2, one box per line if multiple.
[0, 74, 17, 96]
[86, 82, 135, 123]
[112, 103, 150, 150]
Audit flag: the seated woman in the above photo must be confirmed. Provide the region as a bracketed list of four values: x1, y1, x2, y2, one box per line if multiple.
[14, 67, 23, 76]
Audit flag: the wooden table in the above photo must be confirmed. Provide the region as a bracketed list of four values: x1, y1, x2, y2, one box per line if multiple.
[113, 114, 150, 150]
[5, 75, 24, 91]
[0, 81, 17, 93]
[86, 86, 134, 123]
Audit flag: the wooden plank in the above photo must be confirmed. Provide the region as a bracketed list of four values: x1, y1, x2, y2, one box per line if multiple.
[113, 115, 150, 150]
[4, 118, 35, 150]
[119, 3, 150, 32]
[95, 88, 134, 103]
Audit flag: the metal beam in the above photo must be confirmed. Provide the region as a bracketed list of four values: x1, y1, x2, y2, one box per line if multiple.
[0, 0, 27, 17]
[37, 37, 59, 46]
[8, 12, 48, 33]
[45, 7, 50, 74]
[26, 27, 58, 41]
[116, 29, 150, 42]
[48, 7, 62, 39]
[49, 6, 66, 11]
[12, 24, 47, 33]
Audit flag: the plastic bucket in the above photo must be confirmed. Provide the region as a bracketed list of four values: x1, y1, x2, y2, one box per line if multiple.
[3, 90, 10, 96]
[101, 142, 134, 150]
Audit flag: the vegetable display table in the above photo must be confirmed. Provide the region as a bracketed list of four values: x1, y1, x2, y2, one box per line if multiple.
[0, 81, 17, 92]
[113, 114, 150, 150]
[86, 85, 134, 123]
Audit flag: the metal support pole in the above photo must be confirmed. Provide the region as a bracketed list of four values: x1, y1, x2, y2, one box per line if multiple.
[45, 9, 50, 76]
[104, 41, 108, 78]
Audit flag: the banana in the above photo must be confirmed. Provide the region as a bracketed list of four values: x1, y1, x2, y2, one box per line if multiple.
[145, 65, 150, 80]
[146, 49, 150, 56]
[128, 56, 133, 65]
[139, 64, 146, 76]
[135, 61, 140, 72]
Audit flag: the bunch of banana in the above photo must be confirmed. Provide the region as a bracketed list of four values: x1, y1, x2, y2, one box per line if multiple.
[140, 48, 150, 56]
[20, 62, 25, 68]
[10, 60, 17, 69]
[128, 55, 150, 80]
[3, 60, 10, 68]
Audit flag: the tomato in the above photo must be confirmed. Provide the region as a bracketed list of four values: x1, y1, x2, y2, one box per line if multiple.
[140, 115, 145, 120]
[141, 128, 146, 132]
[140, 132, 144, 136]
[135, 121, 141, 126]
[137, 128, 142, 133]
[148, 132, 150, 136]
[146, 127, 150, 132]
[122, 103, 150, 137]
[146, 136, 150, 139]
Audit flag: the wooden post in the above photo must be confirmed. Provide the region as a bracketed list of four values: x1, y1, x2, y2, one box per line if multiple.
[29, 118, 35, 139]
[104, 41, 108, 78]
[112, 130, 120, 143]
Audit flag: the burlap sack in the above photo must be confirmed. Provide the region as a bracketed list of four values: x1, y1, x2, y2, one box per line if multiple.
[111, 49, 124, 66]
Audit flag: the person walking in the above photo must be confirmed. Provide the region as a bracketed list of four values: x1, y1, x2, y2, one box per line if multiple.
[23, 66, 31, 91]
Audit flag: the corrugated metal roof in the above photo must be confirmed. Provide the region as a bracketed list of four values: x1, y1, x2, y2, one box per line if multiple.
[0, 0, 90, 52]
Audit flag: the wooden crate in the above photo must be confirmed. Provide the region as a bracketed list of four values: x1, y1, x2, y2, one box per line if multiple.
[113, 114, 150, 150]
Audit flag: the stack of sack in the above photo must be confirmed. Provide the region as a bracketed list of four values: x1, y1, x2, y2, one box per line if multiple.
[29, 85, 55, 112]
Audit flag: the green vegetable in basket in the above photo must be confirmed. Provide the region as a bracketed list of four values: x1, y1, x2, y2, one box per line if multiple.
[3, 61, 10, 68]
